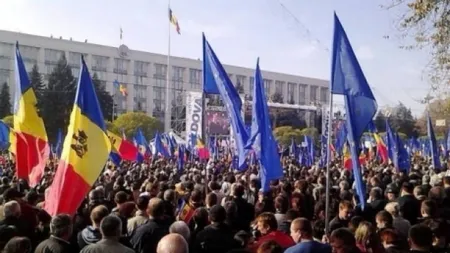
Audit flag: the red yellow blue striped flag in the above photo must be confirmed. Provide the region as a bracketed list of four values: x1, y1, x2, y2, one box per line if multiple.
[14, 43, 49, 187]
[44, 56, 111, 216]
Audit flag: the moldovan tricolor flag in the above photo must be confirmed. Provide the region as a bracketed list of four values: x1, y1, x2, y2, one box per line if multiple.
[44, 56, 111, 216]
[107, 130, 138, 161]
[14, 42, 49, 187]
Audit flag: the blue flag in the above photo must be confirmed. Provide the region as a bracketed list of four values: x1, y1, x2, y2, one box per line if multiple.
[203, 34, 249, 170]
[54, 128, 63, 158]
[386, 119, 399, 170]
[0, 121, 10, 150]
[177, 144, 185, 172]
[335, 122, 347, 155]
[154, 132, 170, 158]
[427, 114, 441, 170]
[246, 59, 283, 192]
[330, 13, 378, 209]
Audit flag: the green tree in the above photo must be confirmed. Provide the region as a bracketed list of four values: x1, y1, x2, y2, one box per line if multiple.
[300, 127, 319, 139]
[389, 102, 418, 137]
[113, 112, 163, 139]
[2, 115, 13, 127]
[373, 111, 387, 132]
[40, 54, 76, 141]
[105, 120, 119, 134]
[271, 91, 284, 103]
[0, 83, 11, 119]
[92, 73, 114, 121]
[273, 126, 303, 145]
[29, 64, 45, 97]
[385, 1, 450, 89]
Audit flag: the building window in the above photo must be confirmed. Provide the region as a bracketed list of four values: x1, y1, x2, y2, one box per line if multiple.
[154, 64, 167, 78]
[263, 79, 272, 97]
[275, 80, 284, 94]
[114, 58, 128, 75]
[189, 68, 201, 90]
[310, 86, 318, 104]
[298, 84, 307, 105]
[45, 49, 64, 64]
[134, 61, 149, 77]
[153, 87, 166, 111]
[68, 52, 85, 68]
[0, 43, 13, 59]
[92, 55, 109, 72]
[249, 77, 255, 95]
[287, 82, 297, 103]
[20, 45, 39, 72]
[320, 87, 329, 104]
[172, 66, 184, 90]
[134, 84, 147, 111]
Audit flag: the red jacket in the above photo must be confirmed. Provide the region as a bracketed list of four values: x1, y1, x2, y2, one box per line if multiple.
[251, 230, 295, 252]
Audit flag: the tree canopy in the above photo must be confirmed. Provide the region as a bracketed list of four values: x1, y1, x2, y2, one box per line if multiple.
[92, 73, 114, 121]
[0, 82, 11, 119]
[113, 112, 163, 139]
[386, 0, 450, 89]
[40, 55, 77, 141]
[273, 126, 303, 145]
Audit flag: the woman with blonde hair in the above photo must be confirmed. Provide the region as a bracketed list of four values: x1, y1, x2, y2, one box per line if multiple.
[355, 221, 385, 253]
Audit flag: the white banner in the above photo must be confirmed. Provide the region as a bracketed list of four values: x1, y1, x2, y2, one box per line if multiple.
[321, 105, 330, 159]
[186, 91, 203, 142]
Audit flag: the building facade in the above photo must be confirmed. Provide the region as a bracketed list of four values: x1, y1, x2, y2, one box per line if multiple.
[0, 30, 329, 132]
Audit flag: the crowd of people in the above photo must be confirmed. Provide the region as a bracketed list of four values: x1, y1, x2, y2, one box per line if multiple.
[0, 155, 448, 253]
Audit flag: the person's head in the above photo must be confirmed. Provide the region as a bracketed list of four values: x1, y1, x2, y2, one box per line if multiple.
[169, 221, 190, 242]
[379, 228, 400, 248]
[234, 230, 254, 248]
[256, 212, 278, 235]
[163, 189, 175, 202]
[401, 182, 414, 196]
[385, 187, 396, 201]
[157, 234, 189, 253]
[136, 195, 150, 211]
[290, 218, 313, 243]
[50, 214, 72, 240]
[3, 201, 21, 218]
[274, 196, 288, 214]
[375, 210, 393, 230]
[348, 216, 363, 233]
[413, 186, 426, 200]
[114, 191, 128, 206]
[443, 176, 450, 187]
[338, 200, 353, 220]
[330, 228, 357, 253]
[193, 207, 209, 227]
[369, 188, 382, 201]
[147, 197, 165, 218]
[421, 200, 438, 218]
[256, 240, 283, 253]
[209, 205, 226, 224]
[100, 215, 122, 239]
[90, 205, 109, 227]
[232, 183, 245, 198]
[354, 221, 375, 244]
[384, 202, 400, 218]
[205, 192, 217, 208]
[409, 224, 433, 251]
[3, 237, 31, 253]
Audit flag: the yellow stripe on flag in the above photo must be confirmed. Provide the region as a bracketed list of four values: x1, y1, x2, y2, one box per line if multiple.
[14, 89, 48, 141]
[62, 106, 111, 186]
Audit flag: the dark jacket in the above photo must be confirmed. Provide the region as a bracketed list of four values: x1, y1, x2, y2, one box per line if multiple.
[77, 226, 101, 249]
[34, 236, 78, 253]
[130, 218, 170, 253]
[193, 223, 239, 253]
[397, 195, 421, 225]
[329, 216, 350, 233]
[231, 197, 255, 232]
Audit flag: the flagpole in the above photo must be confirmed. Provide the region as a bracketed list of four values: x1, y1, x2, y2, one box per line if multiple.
[324, 92, 333, 235]
[165, 0, 172, 133]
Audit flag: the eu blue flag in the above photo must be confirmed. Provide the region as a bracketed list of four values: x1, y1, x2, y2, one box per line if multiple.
[55, 128, 63, 158]
[386, 119, 398, 171]
[427, 114, 441, 170]
[0, 121, 10, 150]
[335, 122, 347, 155]
[154, 132, 170, 158]
[246, 59, 283, 192]
[178, 144, 185, 172]
[203, 34, 249, 170]
[331, 13, 378, 209]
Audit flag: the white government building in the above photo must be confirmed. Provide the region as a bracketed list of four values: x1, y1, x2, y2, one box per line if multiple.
[0, 29, 329, 133]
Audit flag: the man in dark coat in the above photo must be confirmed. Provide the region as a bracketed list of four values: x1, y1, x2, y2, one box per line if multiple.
[35, 214, 78, 253]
